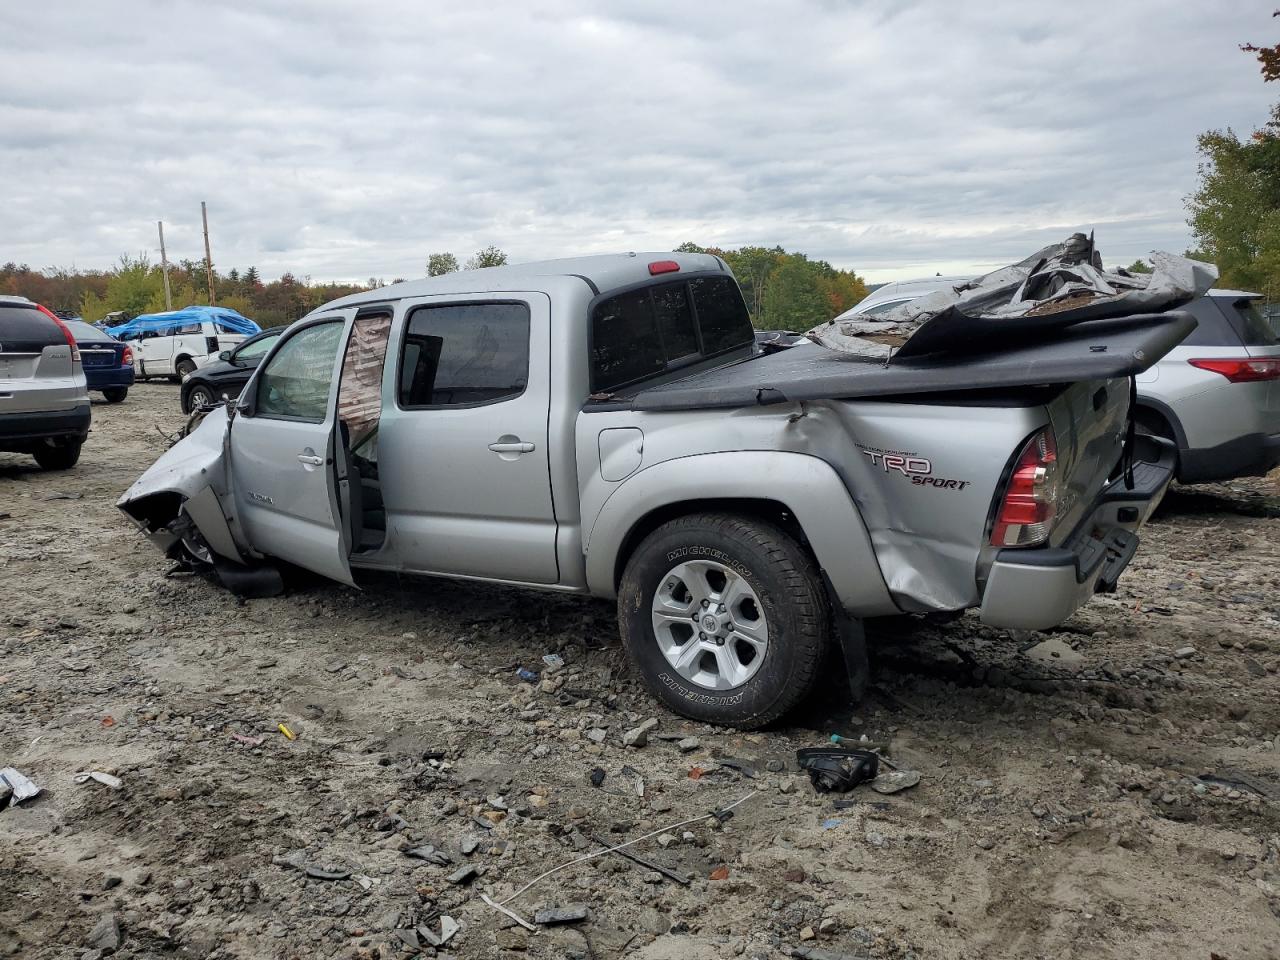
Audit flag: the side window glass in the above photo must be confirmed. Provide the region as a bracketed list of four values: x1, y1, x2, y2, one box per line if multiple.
[690, 276, 754, 354]
[399, 302, 529, 407]
[590, 288, 664, 392]
[236, 334, 277, 361]
[256, 321, 344, 420]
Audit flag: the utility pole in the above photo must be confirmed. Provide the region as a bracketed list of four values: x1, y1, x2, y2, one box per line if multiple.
[157, 220, 173, 311]
[201, 201, 216, 305]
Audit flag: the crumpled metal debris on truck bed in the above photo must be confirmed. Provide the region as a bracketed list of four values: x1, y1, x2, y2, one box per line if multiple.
[807, 233, 1218, 361]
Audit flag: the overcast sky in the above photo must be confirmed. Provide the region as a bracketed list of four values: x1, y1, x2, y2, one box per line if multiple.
[1, 1, 1276, 283]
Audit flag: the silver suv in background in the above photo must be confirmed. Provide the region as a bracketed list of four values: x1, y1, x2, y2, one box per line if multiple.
[1135, 290, 1280, 483]
[0, 296, 91, 469]
[835, 281, 1280, 484]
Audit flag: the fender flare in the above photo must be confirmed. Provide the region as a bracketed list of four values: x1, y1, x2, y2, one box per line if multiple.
[584, 450, 899, 616]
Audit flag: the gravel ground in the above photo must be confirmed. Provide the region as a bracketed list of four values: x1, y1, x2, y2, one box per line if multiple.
[2, 382, 1279, 960]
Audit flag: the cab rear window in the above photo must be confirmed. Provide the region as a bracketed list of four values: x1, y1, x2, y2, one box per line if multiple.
[590, 275, 753, 393]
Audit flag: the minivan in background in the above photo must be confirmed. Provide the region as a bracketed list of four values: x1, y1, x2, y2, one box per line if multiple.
[106, 306, 260, 382]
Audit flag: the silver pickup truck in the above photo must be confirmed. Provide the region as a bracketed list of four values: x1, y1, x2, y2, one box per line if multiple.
[120, 252, 1191, 728]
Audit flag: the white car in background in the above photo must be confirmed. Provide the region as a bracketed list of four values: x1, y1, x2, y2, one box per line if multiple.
[837, 279, 1280, 484]
[127, 318, 249, 381]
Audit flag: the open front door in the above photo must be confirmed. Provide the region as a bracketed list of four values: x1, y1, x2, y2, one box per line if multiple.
[229, 314, 356, 585]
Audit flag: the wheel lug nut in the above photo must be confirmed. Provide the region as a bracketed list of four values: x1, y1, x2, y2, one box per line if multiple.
[715, 637, 725, 646]
[701, 600, 709, 608]
[698, 632, 707, 641]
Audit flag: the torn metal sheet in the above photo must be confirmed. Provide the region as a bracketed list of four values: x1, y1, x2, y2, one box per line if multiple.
[808, 234, 1218, 361]
[117, 406, 244, 563]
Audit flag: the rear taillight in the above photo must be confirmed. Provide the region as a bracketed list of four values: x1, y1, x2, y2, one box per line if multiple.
[1187, 358, 1280, 383]
[991, 428, 1060, 548]
[36, 304, 80, 363]
[121, 346, 134, 366]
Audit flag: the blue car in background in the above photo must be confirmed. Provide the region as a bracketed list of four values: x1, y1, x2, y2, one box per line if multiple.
[65, 319, 135, 403]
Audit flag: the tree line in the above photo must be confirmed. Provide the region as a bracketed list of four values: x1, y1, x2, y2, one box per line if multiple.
[1, 242, 868, 331]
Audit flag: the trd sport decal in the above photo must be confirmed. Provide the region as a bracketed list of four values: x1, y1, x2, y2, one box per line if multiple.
[859, 446, 971, 491]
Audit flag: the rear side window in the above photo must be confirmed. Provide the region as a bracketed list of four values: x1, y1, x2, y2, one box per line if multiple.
[399, 302, 530, 407]
[1222, 299, 1278, 346]
[0, 305, 61, 352]
[1179, 298, 1238, 347]
[590, 275, 754, 393]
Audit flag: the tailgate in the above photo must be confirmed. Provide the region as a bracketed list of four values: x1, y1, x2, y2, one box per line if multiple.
[1044, 377, 1130, 545]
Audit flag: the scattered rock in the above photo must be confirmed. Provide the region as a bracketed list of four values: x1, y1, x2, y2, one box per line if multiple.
[534, 904, 590, 925]
[623, 718, 660, 747]
[85, 913, 120, 953]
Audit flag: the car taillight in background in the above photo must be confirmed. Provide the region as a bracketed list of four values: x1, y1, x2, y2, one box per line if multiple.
[991, 427, 1060, 548]
[1187, 358, 1280, 383]
[34, 303, 81, 363]
[121, 345, 134, 367]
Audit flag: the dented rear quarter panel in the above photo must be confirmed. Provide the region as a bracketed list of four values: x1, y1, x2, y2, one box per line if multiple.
[576, 396, 1055, 614]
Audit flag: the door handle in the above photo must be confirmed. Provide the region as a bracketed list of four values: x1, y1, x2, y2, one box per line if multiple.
[297, 454, 325, 466]
[488, 439, 535, 454]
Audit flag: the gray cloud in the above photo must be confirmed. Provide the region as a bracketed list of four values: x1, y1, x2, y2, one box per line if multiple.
[0, 0, 1274, 283]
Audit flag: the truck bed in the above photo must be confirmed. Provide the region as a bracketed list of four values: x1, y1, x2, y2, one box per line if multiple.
[608, 310, 1196, 412]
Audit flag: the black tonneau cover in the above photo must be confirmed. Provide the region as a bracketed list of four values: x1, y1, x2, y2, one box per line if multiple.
[612, 310, 1195, 412]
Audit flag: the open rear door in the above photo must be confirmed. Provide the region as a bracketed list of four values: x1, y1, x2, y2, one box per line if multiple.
[228, 313, 357, 585]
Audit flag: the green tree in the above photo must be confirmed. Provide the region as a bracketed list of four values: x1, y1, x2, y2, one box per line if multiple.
[1124, 259, 1153, 274]
[465, 246, 508, 270]
[427, 252, 459, 276]
[673, 241, 706, 253]
[722, 246, 783, 322]
[760, 254, 829, 330]
[1187, 125, 1280, 297]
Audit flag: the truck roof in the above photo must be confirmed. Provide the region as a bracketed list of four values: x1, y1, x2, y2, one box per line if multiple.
[312, 252, 731, 314]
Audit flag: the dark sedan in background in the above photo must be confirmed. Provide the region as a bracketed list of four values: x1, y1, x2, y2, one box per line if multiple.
[180, 326, 282, 412]
[65, 319, 134, 403]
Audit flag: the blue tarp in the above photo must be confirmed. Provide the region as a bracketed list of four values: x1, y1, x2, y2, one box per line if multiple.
[106, 305, 261, 340]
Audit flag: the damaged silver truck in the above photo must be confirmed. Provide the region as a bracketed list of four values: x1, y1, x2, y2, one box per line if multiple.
[120, 241, 1208, 728]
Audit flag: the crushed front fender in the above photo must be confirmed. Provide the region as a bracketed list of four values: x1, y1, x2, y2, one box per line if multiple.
[117, 407, 243, 562]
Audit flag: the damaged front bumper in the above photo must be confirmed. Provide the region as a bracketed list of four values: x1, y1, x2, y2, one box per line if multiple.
[978, 438, 1175, 631]
[117, 407, 243, 563]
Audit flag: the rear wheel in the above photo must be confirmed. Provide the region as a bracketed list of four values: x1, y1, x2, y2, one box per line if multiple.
[102, 387, 128, 403]
[175, 357, 197, 380]
[32, 438, 83, 471]
[617, 512, 830, 729]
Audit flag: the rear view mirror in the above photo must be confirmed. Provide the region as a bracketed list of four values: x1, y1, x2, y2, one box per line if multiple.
[218, 350, 232, 361]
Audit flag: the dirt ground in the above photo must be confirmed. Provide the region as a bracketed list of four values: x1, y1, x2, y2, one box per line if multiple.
[2, 382, 1279, 960]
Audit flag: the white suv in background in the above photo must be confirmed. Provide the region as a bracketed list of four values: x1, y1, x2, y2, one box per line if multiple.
[127, 318, 250, 382]
[836, 281, 1280, 484]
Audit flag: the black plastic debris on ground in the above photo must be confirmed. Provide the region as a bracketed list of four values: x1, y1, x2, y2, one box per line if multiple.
[795, 748, 880, 793]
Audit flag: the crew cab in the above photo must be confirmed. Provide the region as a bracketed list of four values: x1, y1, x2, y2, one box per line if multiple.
[120, 253, 1188, 728]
